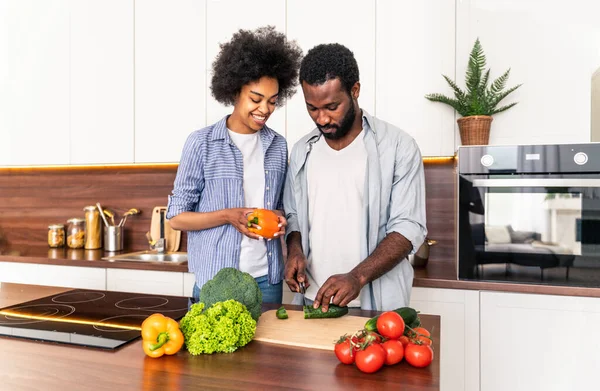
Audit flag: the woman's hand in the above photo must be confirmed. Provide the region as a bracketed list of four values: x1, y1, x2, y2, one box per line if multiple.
[271, 210, 287, 240]
[226, 208, 263, 240]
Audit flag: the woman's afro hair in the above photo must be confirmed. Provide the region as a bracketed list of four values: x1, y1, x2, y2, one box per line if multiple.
[211, 26, 303, 107]
[299, 43, 359, 95]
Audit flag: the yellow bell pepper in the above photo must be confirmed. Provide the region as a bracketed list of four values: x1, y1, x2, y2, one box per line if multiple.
[141, 313, 184, 358]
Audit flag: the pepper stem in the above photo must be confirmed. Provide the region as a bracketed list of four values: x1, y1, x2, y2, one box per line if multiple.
[149, 332, 169, 351]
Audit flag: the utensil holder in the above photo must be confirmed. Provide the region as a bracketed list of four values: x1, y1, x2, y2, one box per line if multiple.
[104, 226, 124, 252]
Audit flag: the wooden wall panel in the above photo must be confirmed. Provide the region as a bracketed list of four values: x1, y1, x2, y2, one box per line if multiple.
[0, 161, 456, 262]
[0, 165, 184, 253]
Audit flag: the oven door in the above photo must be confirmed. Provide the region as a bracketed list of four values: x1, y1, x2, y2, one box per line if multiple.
[458, 175, 600, 285]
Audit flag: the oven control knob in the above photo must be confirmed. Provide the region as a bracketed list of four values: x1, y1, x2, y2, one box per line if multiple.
[481, 154, 494, 167]
[574, 152, 588, 165]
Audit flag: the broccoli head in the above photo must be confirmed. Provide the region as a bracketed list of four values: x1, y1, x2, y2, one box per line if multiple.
[199, 267, 263, 321]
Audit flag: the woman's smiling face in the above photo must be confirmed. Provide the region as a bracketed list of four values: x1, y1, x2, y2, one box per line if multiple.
[229, 76, 279, 134]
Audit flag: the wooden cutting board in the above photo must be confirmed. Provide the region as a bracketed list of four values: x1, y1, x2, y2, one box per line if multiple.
[150, 206, 181, 252]
[254, 309, 370, 350]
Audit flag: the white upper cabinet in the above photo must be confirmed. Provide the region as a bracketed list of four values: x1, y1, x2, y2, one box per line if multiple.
[456, 0, 600, 146]
[376, 0, 456, 157]
[134, 0, 207, 163]
[286, 0, 376, 152]
[205, 0, 286, 136]
[0, 0, 70, 165]
[69, 0, 134, 164]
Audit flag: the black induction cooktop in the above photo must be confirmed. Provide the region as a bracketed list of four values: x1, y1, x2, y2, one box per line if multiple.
[0, 289, 189, 350]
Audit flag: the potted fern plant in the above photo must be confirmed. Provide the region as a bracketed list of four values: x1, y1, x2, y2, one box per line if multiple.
[425, 38, 522, 145]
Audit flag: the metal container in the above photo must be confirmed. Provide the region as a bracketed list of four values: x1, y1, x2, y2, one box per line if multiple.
[104, 225, 124, 252]
[408, 239, 437, 268]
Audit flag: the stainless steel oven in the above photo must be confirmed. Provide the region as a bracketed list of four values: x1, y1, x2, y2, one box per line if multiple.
[458, 143, 600, 286]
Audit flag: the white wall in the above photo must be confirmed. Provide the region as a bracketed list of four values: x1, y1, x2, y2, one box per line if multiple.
[2, 0, 600, 165]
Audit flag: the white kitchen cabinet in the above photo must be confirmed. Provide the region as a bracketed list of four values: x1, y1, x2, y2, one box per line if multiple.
[376, 0, 456, 157]
[36, 264, 106, 290]
[410, 287, 480, 391]
[69, 0, 134, 164]
[456, 0, 600, 146]
[0, 0, 70, 166]
[205, 0, 286, 135]
[134, 0, 207, 163]
[106, 268, 185, 296]
[285, 0, 376, 152]
[480, 291, 600, 391]
[0, 262, 106, 290]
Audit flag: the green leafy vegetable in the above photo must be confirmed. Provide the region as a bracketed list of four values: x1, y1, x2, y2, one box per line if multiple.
[179, 300, 257, 355]
[199, 267, 263, 321]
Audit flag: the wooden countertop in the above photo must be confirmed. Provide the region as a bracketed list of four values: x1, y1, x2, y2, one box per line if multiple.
[0, 283, 440, 391]
[413, 258, 600, 298]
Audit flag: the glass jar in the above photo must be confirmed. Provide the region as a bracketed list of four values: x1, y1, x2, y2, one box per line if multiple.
[83, 206, 102, 249]
[47, 224, 65, 248]
[66, 218, 86, 249]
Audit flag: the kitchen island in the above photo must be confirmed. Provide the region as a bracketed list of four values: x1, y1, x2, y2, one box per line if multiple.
[0, 283, 440, 391]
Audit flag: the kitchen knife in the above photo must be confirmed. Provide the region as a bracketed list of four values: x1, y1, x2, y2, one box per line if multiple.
[299, 281, 309, 307]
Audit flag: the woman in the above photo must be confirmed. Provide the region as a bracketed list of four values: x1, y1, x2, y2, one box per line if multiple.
[167, 26, 302, 304]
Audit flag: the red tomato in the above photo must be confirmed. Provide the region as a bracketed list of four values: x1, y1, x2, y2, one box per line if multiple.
[376, 311, 405, 340]
[398, 335, 410, 347]
[382, 339, 404, 365]
[405, 343, 434, 368]
[412, 327, 432, 346]
[334, 336, 355, 365]
[355, 343, 386, 374]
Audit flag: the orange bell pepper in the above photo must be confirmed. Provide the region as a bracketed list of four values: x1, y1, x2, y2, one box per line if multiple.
[141, 313, 184, 358]
[247, 209, 280, 239]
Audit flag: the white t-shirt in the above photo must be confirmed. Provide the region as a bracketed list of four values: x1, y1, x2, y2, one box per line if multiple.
[227, 129, 268, 278]
[305, 132, 367, 307]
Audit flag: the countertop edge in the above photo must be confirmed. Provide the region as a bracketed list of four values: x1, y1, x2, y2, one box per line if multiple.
[0, 253, 189, 273]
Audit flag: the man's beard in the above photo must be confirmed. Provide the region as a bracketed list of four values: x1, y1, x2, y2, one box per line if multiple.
[318, 103, 356, 140]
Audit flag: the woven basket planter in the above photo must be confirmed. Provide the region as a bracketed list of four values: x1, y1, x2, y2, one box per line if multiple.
[457, 115, 493, 145]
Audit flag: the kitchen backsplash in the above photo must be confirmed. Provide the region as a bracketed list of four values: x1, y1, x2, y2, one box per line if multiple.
[0, 160, 455, 261]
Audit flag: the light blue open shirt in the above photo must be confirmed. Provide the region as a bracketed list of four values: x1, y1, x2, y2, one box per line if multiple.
[283, 110, 427, 310]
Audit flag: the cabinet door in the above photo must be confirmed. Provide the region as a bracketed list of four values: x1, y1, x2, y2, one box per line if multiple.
[205, 0, 286, 133]
[410, 287, 480, 391]
[286, 0, 376, 152]
[135, 0, 207, 163]
[480, 291, 600, 391]
[0, 0, 70, 165]
[376, 0, 456, 157]
[106, 269, 184, 296]
[456, 0, 600, 146]
[69, 0, 134, 164]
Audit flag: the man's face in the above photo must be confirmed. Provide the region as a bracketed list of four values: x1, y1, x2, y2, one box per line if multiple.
[301, 79, 359, 140]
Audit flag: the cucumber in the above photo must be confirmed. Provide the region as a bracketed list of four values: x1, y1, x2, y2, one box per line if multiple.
[303, 304, 348, 319]
[276, 306, 288, 319]
[364, 307, 419, 332]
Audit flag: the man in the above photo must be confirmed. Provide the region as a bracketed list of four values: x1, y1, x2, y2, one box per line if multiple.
[283, 43, 427, 311]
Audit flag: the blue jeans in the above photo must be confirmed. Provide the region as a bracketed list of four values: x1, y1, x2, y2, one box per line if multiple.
[189, 274, 282, 308]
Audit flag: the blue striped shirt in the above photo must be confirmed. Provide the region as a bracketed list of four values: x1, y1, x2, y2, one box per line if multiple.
[166, 116, 288, 288]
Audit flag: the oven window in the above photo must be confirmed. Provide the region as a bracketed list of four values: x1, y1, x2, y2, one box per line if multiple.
[484, 190, 582, 256]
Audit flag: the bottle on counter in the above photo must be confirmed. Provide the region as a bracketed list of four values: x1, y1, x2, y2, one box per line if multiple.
[83, 205, 102, 250]
[66, 218, 86, 249]
[47, 224, 65, 248]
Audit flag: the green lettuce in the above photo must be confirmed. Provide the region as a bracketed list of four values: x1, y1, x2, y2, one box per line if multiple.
[179, 300, 257, 355]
